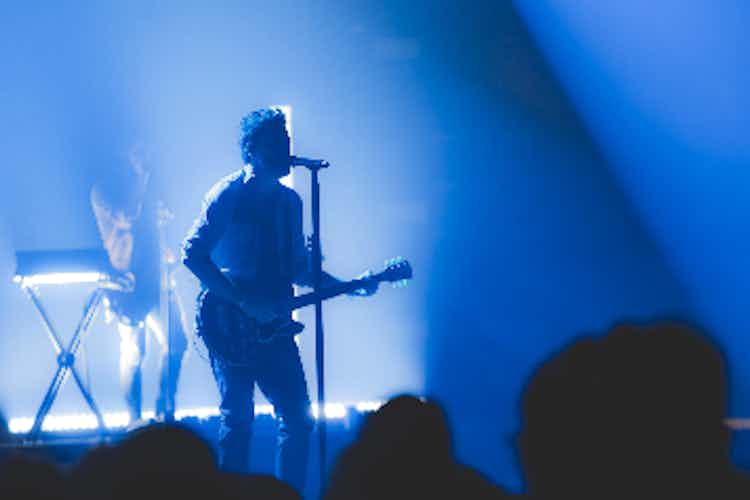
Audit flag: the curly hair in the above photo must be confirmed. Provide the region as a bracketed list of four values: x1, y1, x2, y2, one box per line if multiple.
[238, 108, 287, 164]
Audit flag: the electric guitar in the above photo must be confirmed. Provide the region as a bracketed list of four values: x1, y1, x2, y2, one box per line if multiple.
[197, 257, 413, 364]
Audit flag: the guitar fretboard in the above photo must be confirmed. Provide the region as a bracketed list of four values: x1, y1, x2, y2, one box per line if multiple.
[285, 278, 371, 312]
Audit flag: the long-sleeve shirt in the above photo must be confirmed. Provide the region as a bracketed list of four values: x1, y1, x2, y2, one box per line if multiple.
[182, 168, 311, 299]
[90, 173, 162, 322]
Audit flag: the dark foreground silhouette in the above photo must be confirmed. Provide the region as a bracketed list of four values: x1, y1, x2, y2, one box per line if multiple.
[518, 321, 750, 500]
[1, 321, 749, 499]
[2, 424, 299, 500]
[325, 395, 509, 500]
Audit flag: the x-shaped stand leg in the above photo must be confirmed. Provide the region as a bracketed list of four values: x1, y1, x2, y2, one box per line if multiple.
[24, 286, 107, 442]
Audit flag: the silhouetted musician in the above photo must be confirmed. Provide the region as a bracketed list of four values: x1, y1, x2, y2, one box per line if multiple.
[90, 145, 187, 423]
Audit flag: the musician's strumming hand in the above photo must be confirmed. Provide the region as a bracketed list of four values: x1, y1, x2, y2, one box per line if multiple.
[349, 270, 379, 297]
[238, 298, 277, 323]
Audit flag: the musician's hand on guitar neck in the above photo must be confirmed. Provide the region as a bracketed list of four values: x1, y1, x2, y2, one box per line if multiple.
[348, 270, 379, 297]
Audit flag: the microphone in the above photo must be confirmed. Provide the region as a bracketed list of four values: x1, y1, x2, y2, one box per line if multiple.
[290, 155, 330, 169]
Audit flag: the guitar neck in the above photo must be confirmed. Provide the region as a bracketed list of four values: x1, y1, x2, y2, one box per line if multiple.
[285, 277, 373, 312]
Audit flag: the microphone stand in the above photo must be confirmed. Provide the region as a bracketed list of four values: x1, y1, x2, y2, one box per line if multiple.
[157, 200, 176, 423]
[294, 160, 329, 493]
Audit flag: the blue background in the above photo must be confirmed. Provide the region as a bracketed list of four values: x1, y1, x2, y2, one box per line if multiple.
[0, 0, 747, 491]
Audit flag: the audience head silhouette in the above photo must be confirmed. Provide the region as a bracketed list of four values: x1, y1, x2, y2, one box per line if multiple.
[0, 454, 67, 500]
[99, 424, 217, 500]
[518, 321, 747, 500]
[326, 394, 507, 499]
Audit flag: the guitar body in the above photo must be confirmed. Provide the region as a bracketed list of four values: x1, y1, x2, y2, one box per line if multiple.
[194, 257, 412, 365]
[196, 290, 304, 365]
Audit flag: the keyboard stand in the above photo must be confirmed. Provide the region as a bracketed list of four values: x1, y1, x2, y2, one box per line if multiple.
[21, 284, 108, 441]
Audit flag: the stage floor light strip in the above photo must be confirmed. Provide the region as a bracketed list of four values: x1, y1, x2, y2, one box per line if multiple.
[7, 401, 384, 434]
[13, 272, 104, 287]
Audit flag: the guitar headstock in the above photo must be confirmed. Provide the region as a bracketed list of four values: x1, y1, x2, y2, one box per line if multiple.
[378, 256, 413, 288]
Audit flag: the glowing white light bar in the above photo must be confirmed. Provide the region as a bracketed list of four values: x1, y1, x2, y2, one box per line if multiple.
[103, 412, 130, 429]
[174, 405, 274, 419]
[311, 403, 348, 420]
[8, 411, 131, 434]
[355, 401, 383, 413]
[8, 417, 33, 434]
[255, 404, 275, 416]
[14, 272, 104, 287]
[8, 401, 383, 434]
[44, 414, 100, 432]
[274, 104, 294, 189]
[174, 406, 220, 420]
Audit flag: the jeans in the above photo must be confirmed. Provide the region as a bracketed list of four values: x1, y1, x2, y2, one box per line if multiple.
[210, 337, 313, 493]
[118, 293, 188, 421]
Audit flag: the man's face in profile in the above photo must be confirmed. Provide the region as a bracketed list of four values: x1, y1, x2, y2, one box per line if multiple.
[252, 128, 290, 180]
